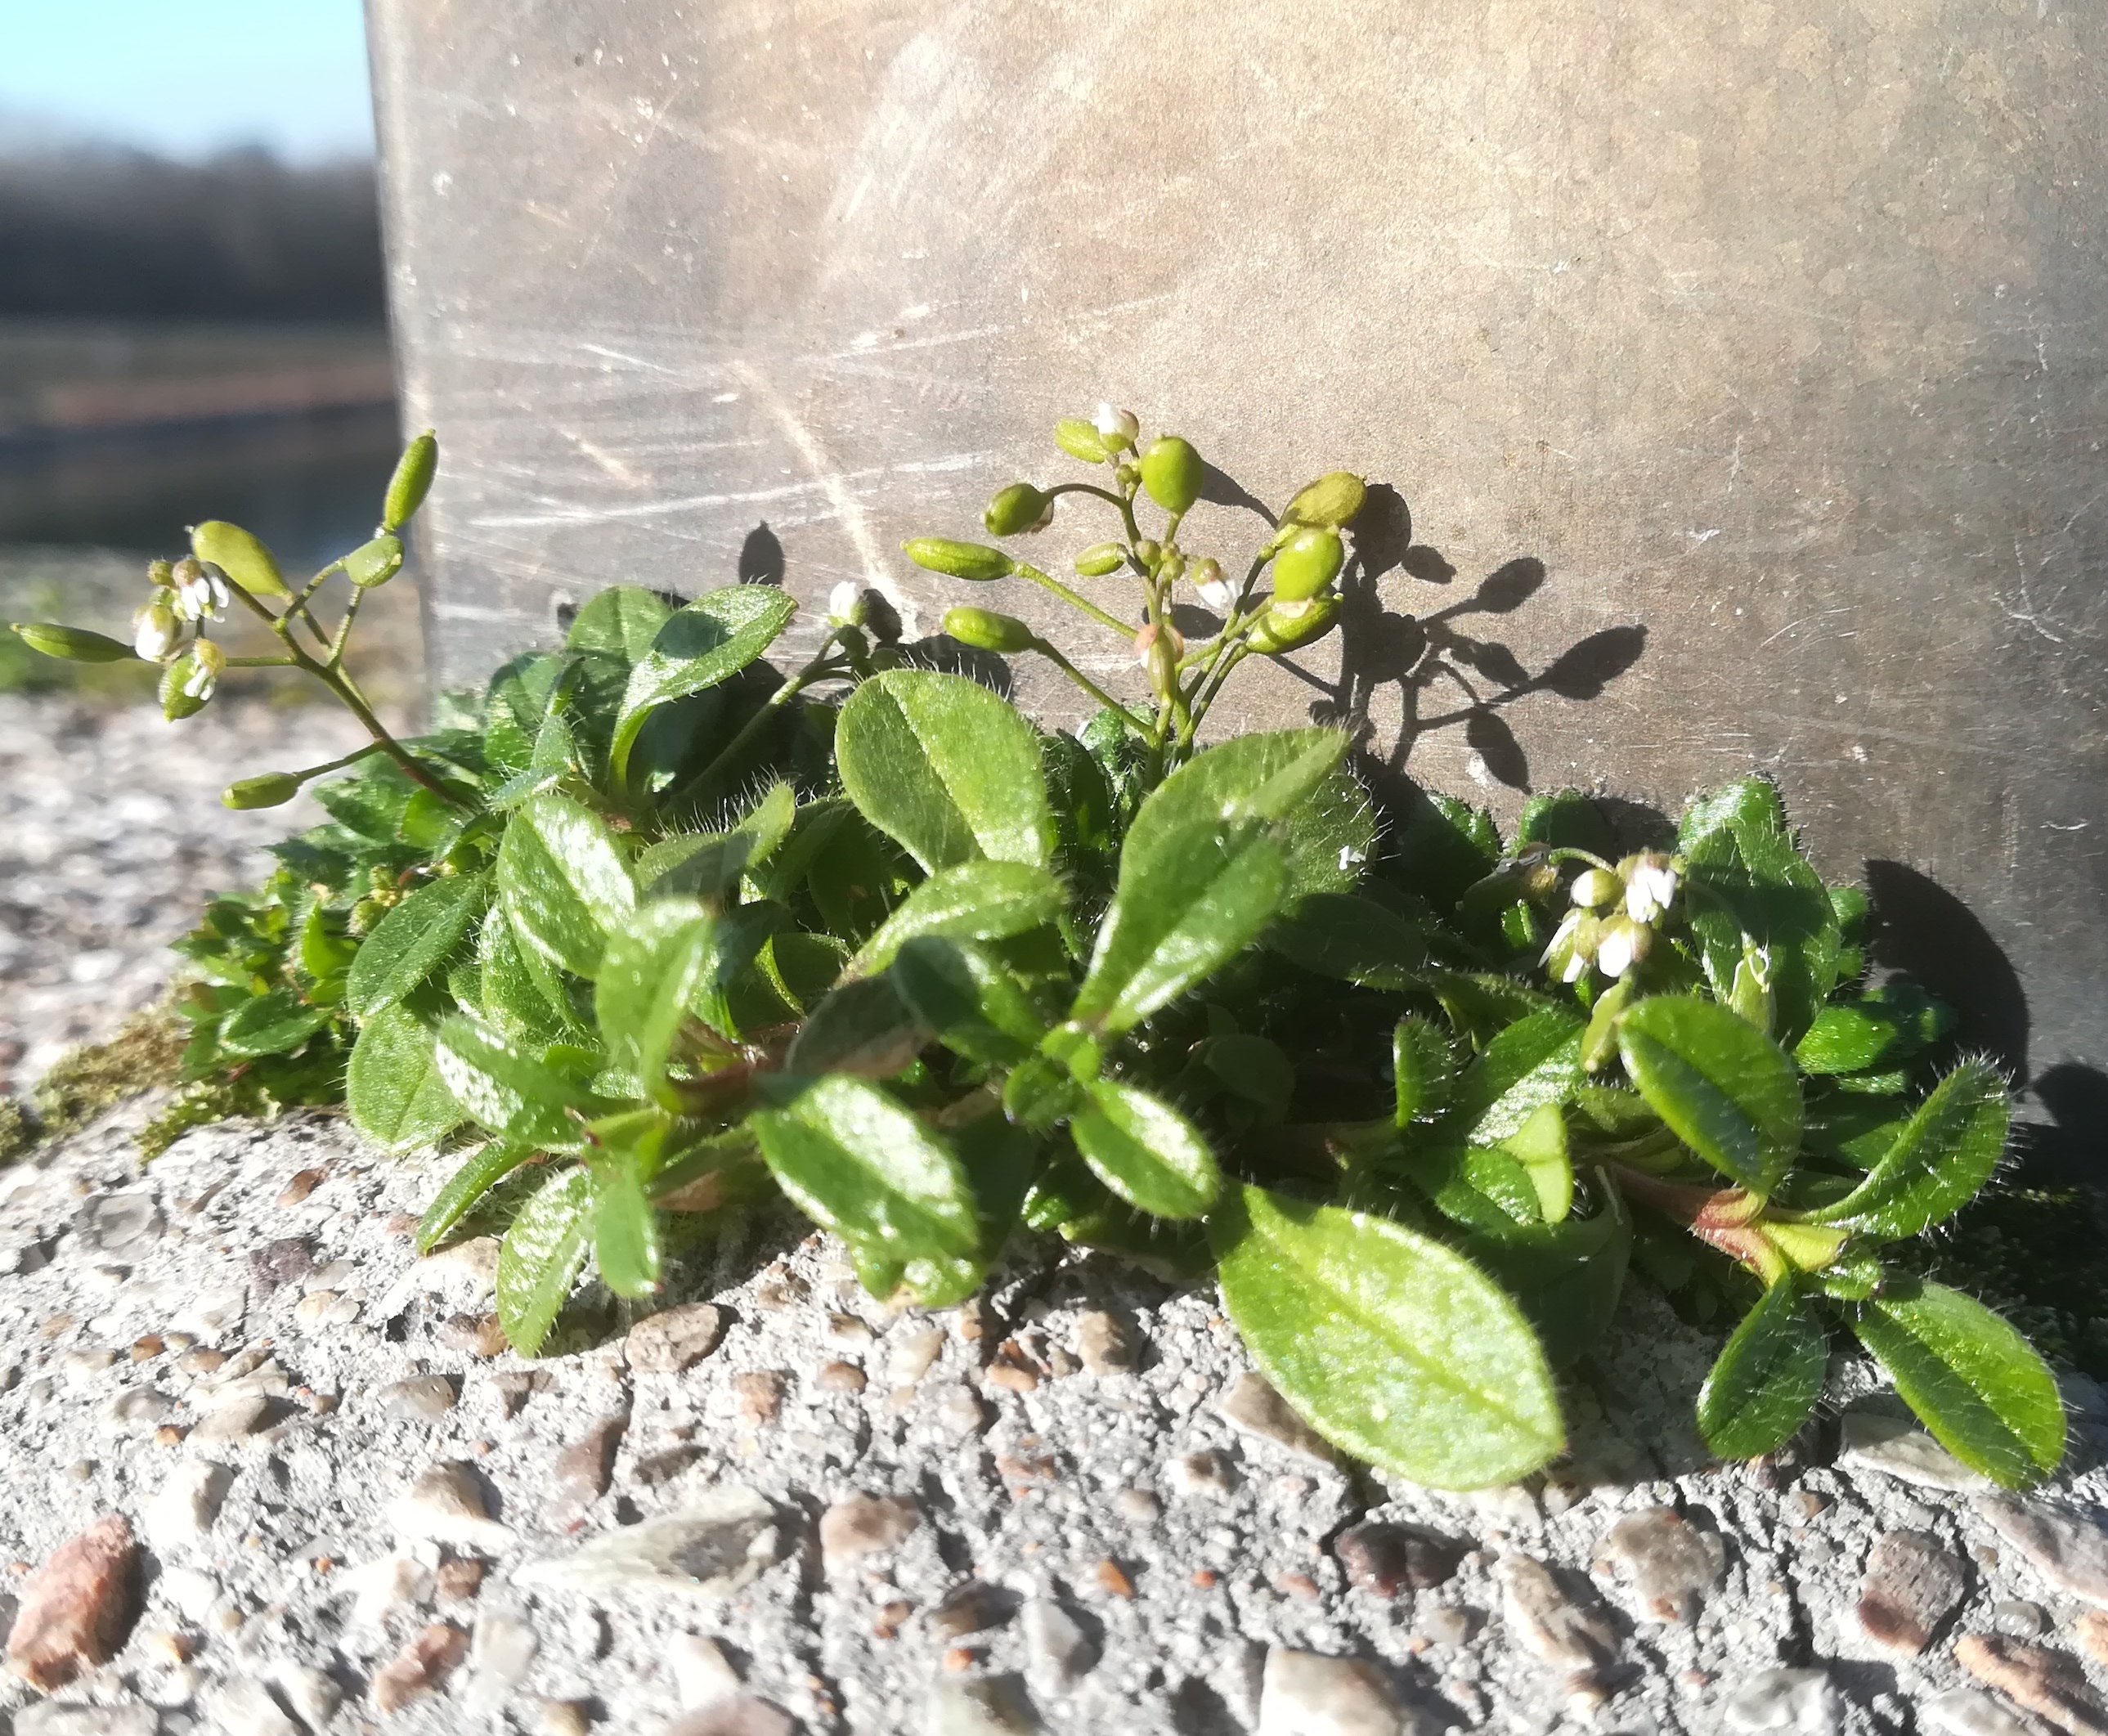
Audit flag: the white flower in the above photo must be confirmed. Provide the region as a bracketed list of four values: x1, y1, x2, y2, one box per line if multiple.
[1197, 577, 1234, 611]
[1595, 922, 1636, 980]
[169, 558, 228, 623]
[182, 639, 226, 701]
[1093, 403, 1139, 447]
[132, 603, 179, 662]
[1541, 906, 1591, 981]
[1625, 855, 1680, 925]
[828, 581, 864, 625]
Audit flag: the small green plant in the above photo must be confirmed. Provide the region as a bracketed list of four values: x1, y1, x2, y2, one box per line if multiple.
[11, 416, 2065, 1491]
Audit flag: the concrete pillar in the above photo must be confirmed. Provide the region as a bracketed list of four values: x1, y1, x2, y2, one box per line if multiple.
[367, 0, 2108, 1087]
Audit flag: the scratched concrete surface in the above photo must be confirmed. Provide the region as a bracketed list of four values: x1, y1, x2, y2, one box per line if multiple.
[366, 1, 2107, 1087]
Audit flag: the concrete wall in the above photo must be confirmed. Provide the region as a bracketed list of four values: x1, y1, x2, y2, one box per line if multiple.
[368, 0, 2108, 1092]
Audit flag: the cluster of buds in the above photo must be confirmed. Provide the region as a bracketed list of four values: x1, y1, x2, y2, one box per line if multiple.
[1543, 850, 1682, 982]
[132, 556, 231, 663]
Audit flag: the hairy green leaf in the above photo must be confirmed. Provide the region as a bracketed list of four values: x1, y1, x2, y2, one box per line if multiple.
[1267, 892, 1424, 990]
[1393, 1016, 1458, 1125]
[567, 584, 671, 663]
[1449, 1007, 1583, 1144]
[587, 1112, 665, 1298]
[1852, 1281, 2065, 1487]
[218, 989, 334, 1059]
[347, 872, 490, 1018]
[1697, 1280, 1827, 1460]
[836, 670, 1055, 872]
[1459, 1201, 1630, 1370]
[783, 976, 929, 1078]
[478, 907, 571, 1041]
[417, 1140, 537, 1252]
[1213, 1185, 1563, 1488]
[638, 780, 796, 899]
[611, 585, 798, 781]
[1070, 1079, 1222, 1220]
[496, 1167, 593, 1354]
[891, 936, 1048, 1067]
[436, 1014, 596, 1152]
[497, 792, 636, 978]
[1617, 995, 1801, 1195]
[1808, 1060, 2007, 1239]
[347, 1003, 462, 1153]
[594, 900, 713, 1104]
[849, 859, 1066, 978]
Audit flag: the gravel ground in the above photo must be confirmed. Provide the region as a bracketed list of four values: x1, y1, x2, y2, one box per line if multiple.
[3, 694, 2108, 1736]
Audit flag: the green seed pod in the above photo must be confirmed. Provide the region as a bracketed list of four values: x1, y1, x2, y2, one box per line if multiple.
[11, 623, 136, 663]
[222, 771, 304, 810]
[1056, 418, 1111, 464]
[1571, 868, 1622, 910]
[1245, 594, 1339, 654]
[158, 657, 209, 721]
[1283, 470, 1368, 529]
[191, 520, 290, 599]
[1074, 541, 1125, 577]
[943, 606, 1037, 654]
[1272, 527, 1345, 602]
[383, 430, 439, 531]
[1139, 436, 1204, 515]
[344, 532, 405, 590]
[983, 482, 1053, 537]
[903, 538, 1016, 582]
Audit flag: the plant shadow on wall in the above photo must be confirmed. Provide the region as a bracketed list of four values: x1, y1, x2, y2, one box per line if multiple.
[3, 414, 2079, 1499]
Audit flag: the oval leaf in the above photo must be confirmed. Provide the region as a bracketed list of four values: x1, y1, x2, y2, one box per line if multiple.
[783, 976, 930, 1078]
[1617, 995, 1801, 1195]
[498, 792, 636, 979]
[1450, 1007, 1583, 1145]
[1070, 1080, 1222, 1220]
[347, 1003, 463, 1154]
[218, 989, 334, 1059]
[890, 936, 1048, 1067]
[496, 1167, 593, 1355]
[610, 585, 798, 780]
[835, 669, 1054, 872]
[751, 1075, 980, 1272]
[417, 1141, 538, 1252]
[1696, 1280, 1827, 1460]
[1808, 1060, 2007, 1240]
[594, 900, 714, 1101]
[849, 859, 1066, 978]
[1213, 1185, 1563, 1488]
[435, 1015, 594, 1152]
[347, 871, 490, 1018]
[1852, 1281, 2065, 1487]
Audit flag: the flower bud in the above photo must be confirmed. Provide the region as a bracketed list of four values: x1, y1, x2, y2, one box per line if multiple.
[1056, 417, 1111, 464]
[902, 537, 1015, 582]
[1139, 435, 1204, 515]
[1622, 852, 1680, 924]
[222, 772, 303, 810]
[1272, 526, 1345, 602]
[1245, 594, 1339, 654]
[827, 581, 868, 626]
[132, 602, 180, 662]
[348, 896, 387, 936]
[383, 429, 438, 531]
[1157, 551, 1186, 584]
[170, 557, 231, 621]
[191, 520, 289, 599]
[1074, 541, 1125, 577]
[1189, 558, 1233, 612]
[1594, 915, 1651, 980]
[159, 656, 208, 720]
[1541, 907, 1599, 984]
[1092, 403, 1140, 450]
[146, 558, 174, 587]
[1114, 461, 1140, 490]
[1134, 539, 1162, 570]
[1283, 471, 1368, 529]
[1135, 622, 1182, 696]
[184, 638, 226, 700]
[943, 606, 1037, 654]
[984, 482, 1054, 536]
[344, 532, 405, 590]
[1571, 868, 1622, 910]
[11, 623, 136, 663]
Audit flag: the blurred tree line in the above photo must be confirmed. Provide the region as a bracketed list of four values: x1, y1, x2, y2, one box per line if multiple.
[0, 146, 383, 322]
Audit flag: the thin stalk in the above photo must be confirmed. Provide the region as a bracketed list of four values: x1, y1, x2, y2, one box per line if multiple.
[679, 636, 850, 797]
[1030, 641, 1150, 732]
[1011, 563, 1136, 639]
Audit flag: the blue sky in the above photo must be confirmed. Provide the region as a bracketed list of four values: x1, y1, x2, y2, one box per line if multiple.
[0, 1, 375, 161]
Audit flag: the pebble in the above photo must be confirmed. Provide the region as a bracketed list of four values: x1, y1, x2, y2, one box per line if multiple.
[372, 1621, 470, 1715]
[2079, 1609, 2108, 1666]
[1258, 1647, 1411, 1736]
[15, 1705, 159, 1736]
[490, 1370, 549, 1416]
[887, 1325, 945, 1385]
[437, 1556, 486, 1599]
[348, 1553, 437, 1626]
[271, 1661, 343, 1730]
[100, 1386, 175, 1434]
[553, 1414, 630, 1510]
[670, 1631, 742, 1706]
[1855, 1529, 1967, 1654]
[1170, 1449, 1239, 1499]
[934, 1384, 988, 1435]
[626, 1302, 725, 1373]
[6, 1514, 139, 1690]
[464, 1611, 540, 1711]
[75, 1187, 162, 1257]
[1977, 1496, 2108, 1608]
[536, 1699, 591, 1736]
[1839, 1401, 1994, 1492]
[157, 1566, 222, 1622]
[733, 1370, 787, 1424]
[378, 1373, 459, 1420]
[930, 1581, 1016, 1640]
[1217, 1373, 1339, 1466]
[276, 1167, 326, 1205]
[927, 1674, 1044, 1734]
[1020, 1597, 1095, 1692]
[1956, 1633, 2108, 1735]
[665, 1698, 801, 1736]
[515, 1487, 778, 1595]
[820, 1492, 921, 1574]
[145, 1460, 233, 1554]
[815, 1359, 868, 1394]
[191, 1392, 275, 1441]
[1994, 1598, 2049, 1637]
[293, 1290, 361, 1328]
[1721, 1667, 1843, 1734]
[1597, 1507, 1726, 1624]
[202, 1678, 303, 1736]
[388, 1460, 516, 1551]
[1922, 1688, 2047, 1736]
[828, 1311, 876, 1347]
[414, 1236, 501, 1294]
[172, 1287, 246, 1342]
[248, 1235, 316, 1294]
[1497, 1554, 1617, 1670]
[1074, 1310, 1135, 1375]
[1334, 1521, 1464, 1597]
[1115, 1489, 1160, 1525]
[1418, 1605, 1478, 1647]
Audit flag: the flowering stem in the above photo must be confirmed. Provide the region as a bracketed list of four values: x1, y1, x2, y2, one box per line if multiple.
[1030, 642, 1150, 731]
[677, 632, 851, 801]
[1011, 563, 1135, 639]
